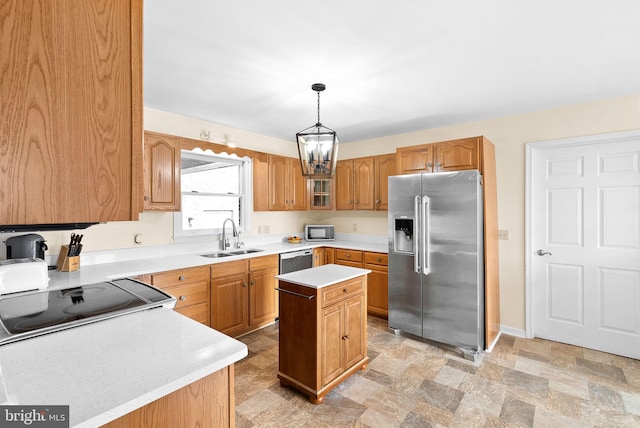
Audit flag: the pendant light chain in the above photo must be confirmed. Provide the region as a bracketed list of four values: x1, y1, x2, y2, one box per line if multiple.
[316, 90, 321, 126]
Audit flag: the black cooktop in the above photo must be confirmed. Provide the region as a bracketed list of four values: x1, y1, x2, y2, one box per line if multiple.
[0, 278, 175, 344]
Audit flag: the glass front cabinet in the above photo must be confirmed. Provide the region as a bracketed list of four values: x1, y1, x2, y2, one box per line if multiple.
[309, 179, 333, 210]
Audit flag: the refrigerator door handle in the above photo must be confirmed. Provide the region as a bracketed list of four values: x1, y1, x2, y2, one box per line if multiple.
[414, 195, 421, 273]
[422, 196, 430, 275]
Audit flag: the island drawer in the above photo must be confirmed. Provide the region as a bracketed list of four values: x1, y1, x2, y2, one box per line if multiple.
[150, 265, 209, 287]
[321, 277, 364, 308]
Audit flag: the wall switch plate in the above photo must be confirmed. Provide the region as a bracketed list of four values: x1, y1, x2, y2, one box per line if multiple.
[264, 225, 270, 234]
[352, 223, 357, 232]
[498, 229, 510, 240]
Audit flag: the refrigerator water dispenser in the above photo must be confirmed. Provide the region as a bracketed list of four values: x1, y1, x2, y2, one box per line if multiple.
[393, 218, 414, 254]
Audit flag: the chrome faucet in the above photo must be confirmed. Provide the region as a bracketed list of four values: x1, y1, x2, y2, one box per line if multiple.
[221, 218, 237, 251]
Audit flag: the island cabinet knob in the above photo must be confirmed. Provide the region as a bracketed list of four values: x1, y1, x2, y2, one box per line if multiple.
[342, 335, 350, 340]
[343, 289, 348, 293]
[178, 275, 185, 281]
[179, 295, 186, 301]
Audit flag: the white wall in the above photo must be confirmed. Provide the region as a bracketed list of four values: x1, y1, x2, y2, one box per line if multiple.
[22, 95, 640, 333]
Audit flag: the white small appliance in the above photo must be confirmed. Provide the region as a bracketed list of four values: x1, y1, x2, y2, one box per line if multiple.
[0, 258, 49, 295]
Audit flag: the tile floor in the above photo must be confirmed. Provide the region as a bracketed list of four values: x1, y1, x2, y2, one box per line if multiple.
[234, 317, 640, 427]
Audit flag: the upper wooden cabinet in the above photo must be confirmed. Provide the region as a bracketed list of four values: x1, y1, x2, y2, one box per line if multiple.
[336, 157, 375, 210]
[336, 155, 394, 211]
[259, 155, 308, 211]
[1, 0, 143, 224]
[396, 136, 482, 175]
[374, 153, 396, 211]
[143, 132, 181, 211]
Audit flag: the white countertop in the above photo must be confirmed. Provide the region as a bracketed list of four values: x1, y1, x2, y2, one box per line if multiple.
[276, 264, 372, 288]
[46, 237, 387, 290]
[0, 235, 385, 426]
[0, 308, 247, 427]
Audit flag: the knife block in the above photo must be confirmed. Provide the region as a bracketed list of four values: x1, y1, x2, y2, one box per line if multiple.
[57, 245, 80, 272]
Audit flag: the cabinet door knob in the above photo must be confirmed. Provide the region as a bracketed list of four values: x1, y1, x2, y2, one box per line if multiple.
[243, 282, 247, 287]
[355, 199, 359, 205]
[178, 275, 185, 281]
[179, 295, 186, 301]
[250, 280, 255, 285]
[343, 288, 348, 293]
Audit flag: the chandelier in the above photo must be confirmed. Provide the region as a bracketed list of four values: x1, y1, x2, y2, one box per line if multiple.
[295, 83, 339, 178]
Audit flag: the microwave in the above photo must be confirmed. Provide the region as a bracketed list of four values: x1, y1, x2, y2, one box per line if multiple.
[304, 224, 335, 241]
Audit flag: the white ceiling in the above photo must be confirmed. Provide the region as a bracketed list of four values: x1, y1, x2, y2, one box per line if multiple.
[144, 1, 640, 143]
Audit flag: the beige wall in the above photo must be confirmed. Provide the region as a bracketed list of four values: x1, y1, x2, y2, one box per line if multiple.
[27, 95, 640, 333]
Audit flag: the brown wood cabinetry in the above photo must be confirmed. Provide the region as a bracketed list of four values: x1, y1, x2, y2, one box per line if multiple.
[325, 248, 335, 264]
[211, 260, 249, 337]
[313, 248, 326, 266]
[335, 157, 375, 210]
[277, 274, 368, 404]
[210, 255, 279, 337]
[336, 155, 394, 211]
[396, 136, 481, 175]
[143, 132, 181, 211]
[309, 179, 334, 209]
[268, 155, 308, 211]
[333, 249, 389, 317]
[374, 154, 397, 210]
[102, 366, 235, 428]
[147, 266, 210, 326]
[334, 248, 363, 268]
[363, 252, 389, 318]
[1, 0, 143, 224]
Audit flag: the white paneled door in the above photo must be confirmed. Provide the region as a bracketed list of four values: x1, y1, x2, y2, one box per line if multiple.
[529, 131, 640, 359]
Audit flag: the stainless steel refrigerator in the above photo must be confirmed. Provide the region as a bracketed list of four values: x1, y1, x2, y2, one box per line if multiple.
[388, 170, 485, 355]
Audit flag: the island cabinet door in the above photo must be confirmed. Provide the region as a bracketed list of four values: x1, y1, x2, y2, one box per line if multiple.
[321, 304, 344, 386]
[343, 294, 366, 369]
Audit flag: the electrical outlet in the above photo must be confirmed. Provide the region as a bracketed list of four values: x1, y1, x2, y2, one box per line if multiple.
[264, 225, 270, 234]
[498, 229, 510, 240]
[352, 223, 357, 232]
[257, 225, 262, 234]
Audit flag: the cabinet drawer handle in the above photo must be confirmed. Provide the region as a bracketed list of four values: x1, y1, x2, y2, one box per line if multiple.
[178, 275, 185, 281]
[376, 258, 382, 262]
[275, 288, 315, 300]
[342, 335, 350, 340]
[343, 289, 348, 293]
[346, 254, 351, 258]
[179, 295, 186, 301]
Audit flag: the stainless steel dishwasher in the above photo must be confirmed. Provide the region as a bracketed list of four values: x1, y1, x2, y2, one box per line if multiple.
[279, 249, 314, 274]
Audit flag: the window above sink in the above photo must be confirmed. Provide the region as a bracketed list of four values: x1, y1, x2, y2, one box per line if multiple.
[174, 149, 252, 239]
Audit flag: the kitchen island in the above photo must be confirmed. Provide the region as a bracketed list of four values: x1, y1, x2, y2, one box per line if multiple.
[275, 264, 371, 404]
[0, 307, 247, 427]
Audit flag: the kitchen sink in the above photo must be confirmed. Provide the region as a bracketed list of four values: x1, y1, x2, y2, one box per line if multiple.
[229, 249, 264, 255]
[200, 248, 264, 258]
[200, 252, 233, 258]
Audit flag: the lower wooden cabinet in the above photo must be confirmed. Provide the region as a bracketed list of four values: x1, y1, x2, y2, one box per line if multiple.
[277, 275, 368, 404]
[333, 248, 389, 318]
[102, 366, 235, 428]
[363, 252, 388, 318]
[210, 255, 279, 337]
[313, 247, 325, 266]
[147, 265, 210, 326]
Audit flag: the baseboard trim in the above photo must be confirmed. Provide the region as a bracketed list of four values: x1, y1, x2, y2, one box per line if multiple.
[500, 325, 526, 338]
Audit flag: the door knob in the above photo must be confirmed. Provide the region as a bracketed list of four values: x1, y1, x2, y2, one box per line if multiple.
[536, 249, 552, 256]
